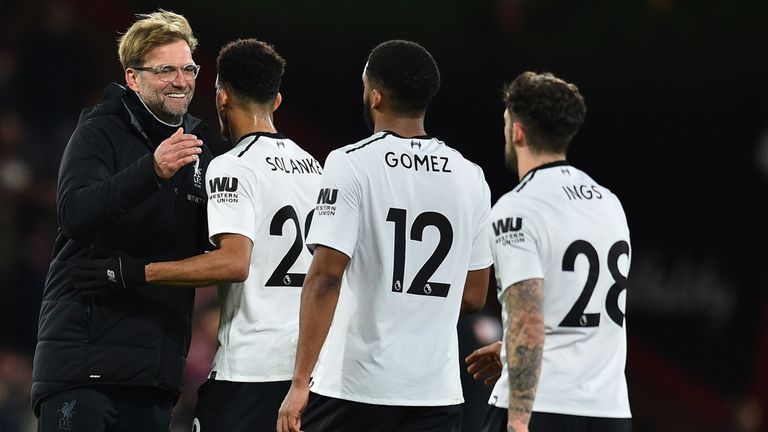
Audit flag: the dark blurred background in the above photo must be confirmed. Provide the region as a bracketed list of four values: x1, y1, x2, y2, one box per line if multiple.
[0, 0, 766, 431]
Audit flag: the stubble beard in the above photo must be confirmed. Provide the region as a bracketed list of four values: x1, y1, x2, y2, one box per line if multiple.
[138, 80, 193, 124]
[505, 139, 519, 178]
[218, 109, 231, 144]
[363, 96, 374, 132]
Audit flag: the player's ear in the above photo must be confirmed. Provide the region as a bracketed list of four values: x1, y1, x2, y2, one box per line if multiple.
[125, 68, 140, 92]
[217, 86, 230, 111]
[512, 122, 525, 145]
[370, 89, 383, 110]
[272, 92, 282, 112]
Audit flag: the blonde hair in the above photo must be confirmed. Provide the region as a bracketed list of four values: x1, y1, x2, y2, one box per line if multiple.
[117, 9, 198, 69]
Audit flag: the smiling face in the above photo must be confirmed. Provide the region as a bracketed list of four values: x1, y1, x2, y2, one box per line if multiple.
[126, 39, 195, 123]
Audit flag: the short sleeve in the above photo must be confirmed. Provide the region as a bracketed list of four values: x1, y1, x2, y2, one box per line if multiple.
[205, 156, 259, 246]
[305, 151, 360, 258]
[469, 178, 494, 270]
[490, 203, 544, 293]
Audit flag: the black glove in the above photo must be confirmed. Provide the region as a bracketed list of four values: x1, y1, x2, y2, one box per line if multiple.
[71, 256, 148, 295]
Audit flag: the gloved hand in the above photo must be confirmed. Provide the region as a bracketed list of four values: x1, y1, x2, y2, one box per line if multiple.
[71, 256, 148, 295]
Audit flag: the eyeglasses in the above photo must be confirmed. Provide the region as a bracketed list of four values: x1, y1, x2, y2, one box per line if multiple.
[130, 63, 201, 82]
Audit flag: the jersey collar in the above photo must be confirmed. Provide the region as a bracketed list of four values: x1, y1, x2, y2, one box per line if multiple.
[530, 160, 570, 174]
[235, 131, 285, 145]
[382, 130, 433, 140]
[516, 160, 571, 192]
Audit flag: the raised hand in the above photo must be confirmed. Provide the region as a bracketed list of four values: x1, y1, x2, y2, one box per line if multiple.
[153, 127, 203, 180]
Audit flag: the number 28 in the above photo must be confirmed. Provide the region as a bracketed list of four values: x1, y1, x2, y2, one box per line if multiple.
[560, 240, 629, 328]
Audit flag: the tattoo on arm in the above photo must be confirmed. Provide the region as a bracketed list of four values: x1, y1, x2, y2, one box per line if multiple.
[504, 278, 544, 424]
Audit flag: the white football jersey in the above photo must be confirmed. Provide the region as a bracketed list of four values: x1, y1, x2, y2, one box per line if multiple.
[206, 132, 322, 382]
[488, 161, 631, 418]
[306, 131, 493, 406]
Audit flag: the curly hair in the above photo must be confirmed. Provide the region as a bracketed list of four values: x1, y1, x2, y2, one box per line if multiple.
[365, 40, 440, 116]
[503, 72, 586, 154]
[118, 9, 198, 69]
[216, 39, 285, 105]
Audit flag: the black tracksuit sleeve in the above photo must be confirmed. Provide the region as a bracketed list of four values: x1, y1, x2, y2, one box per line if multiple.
[57, 121, 161, 243]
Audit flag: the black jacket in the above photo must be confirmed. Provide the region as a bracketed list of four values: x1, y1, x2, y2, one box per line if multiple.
[32, 83, 213, 412]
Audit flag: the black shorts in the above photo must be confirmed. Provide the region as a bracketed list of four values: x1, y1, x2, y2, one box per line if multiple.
[301, 392, 463, 432]
[37, 386, 174, 432]
[481, 405, 632, 432]
[193, 379, 291, 432]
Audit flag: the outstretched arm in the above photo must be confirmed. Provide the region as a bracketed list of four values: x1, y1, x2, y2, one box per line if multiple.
[277, 245, 349, 432]
[145, 233, 252, 287]
[504, 278, 544, 432]
[71, 233, 251, 293]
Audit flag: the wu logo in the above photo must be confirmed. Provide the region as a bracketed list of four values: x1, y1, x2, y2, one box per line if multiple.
[276, 141, 285, 148]
[410, 140, 421, 149]
[492, 217, 522, 235]
[316, 188, 338, 205]
[209, 177, 239, 193]
[106, 269, 116, 283]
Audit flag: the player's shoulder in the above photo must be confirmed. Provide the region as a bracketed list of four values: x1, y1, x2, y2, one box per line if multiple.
[322, 133, 392, 172]
[335, 132, 391, 156]
[444, 140, 486, 176]
[205, 154, 254, 191]
[491, 188, 539, 216]
[209, 151, 246, 171]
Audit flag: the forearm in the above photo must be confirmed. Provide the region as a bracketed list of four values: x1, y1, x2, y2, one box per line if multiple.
[145, 249, 243, 287]
[145, 234, 250, 287]
[504, 278, 544, 430]
[292, 273, 341, 384]
[460, 267, 491, 316]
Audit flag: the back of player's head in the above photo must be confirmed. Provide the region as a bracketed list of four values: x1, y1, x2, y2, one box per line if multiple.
[118, 9, 198, 70]
[216, 39, 285, 105]
[503, 72, 586, 154]
[365, 40, 440, 116]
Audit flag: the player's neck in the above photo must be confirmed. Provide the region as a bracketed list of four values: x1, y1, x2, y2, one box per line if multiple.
[518, 152, 566, 180]
[230, 109, 278, 143]
[373, 116, 426, 138]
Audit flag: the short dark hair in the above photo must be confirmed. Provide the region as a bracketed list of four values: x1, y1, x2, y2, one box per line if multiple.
[503, 72, 587, 154]
[365, 40, 440, 116]
[216, 39, 285, 105]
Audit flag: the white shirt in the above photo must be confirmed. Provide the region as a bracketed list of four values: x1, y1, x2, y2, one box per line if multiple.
[306, 131, 493, 406]
[206, 132, 322, 382]
[488, 161, 632, 418]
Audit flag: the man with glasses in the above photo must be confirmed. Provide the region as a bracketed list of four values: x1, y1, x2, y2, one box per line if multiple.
[31, 10, 212, 430]
[74, 38, 323, 432]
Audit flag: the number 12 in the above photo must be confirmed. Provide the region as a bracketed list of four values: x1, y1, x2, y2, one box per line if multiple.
[386, 208, 453, 297]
